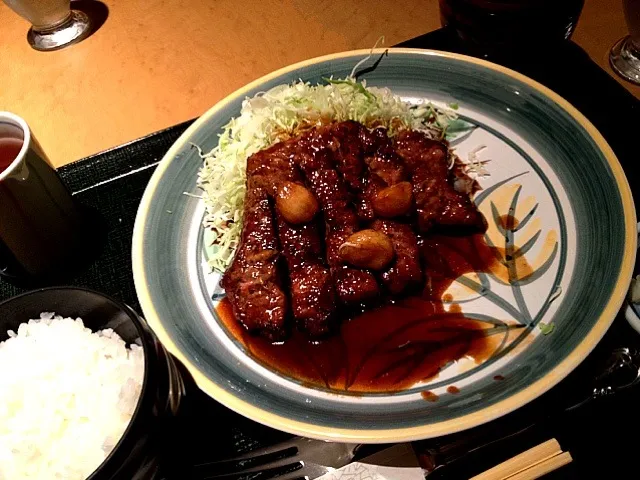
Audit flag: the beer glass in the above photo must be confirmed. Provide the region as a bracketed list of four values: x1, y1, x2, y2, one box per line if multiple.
[2, 0, 91, 51]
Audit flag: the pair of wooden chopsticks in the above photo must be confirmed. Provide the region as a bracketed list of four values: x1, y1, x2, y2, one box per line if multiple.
[470, 439, 572, 480]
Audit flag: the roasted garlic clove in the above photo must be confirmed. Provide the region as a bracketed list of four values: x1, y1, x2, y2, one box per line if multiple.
[276, 181, 319, 224]
[372, 181, 413, 218]
[338, 229, 395, 270]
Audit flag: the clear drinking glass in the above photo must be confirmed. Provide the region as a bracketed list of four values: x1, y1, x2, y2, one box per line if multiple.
[610, 0, 640, 85]
[2, 0, 91, 51]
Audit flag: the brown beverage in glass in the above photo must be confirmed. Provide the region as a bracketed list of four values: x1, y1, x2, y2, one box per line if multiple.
[439, 0, 585, 57]
[0, 138, 23, 171]
[0, 112, 89, 285]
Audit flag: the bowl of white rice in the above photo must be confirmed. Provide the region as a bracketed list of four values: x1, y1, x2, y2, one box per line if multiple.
[0, 287, 185, 480]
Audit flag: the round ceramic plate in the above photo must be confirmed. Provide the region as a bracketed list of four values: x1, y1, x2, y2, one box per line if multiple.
[132, 48, 636, 442]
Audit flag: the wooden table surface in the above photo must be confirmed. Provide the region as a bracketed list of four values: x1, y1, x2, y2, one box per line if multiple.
[1, 0, 638, 167]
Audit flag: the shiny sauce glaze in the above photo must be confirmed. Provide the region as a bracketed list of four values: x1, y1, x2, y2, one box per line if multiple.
[217, 233, 509, 394]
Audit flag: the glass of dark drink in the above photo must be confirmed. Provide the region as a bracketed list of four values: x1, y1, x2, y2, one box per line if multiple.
[439, 0, 585, 58]
[610, 0, 640, 85]
[0, 112, 90, 286]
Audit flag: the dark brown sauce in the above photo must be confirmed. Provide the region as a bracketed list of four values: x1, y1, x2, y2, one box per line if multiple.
[447, 385, 460, 394]
[217, 234, 507, 393]
[419, 234, 499, 297]
[494, 375, 505, 381]
[421, 390, 439, 402]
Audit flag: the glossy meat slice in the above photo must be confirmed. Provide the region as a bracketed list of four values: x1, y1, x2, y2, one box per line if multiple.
[309, 169, 380, 305]
[394, 131, 486, 233]
[371, 219, 422, 294]
[294, 129, 381, 306]
[277, 216, 337, 336]
[220, 181, 287, 340]
[329, 121, 374, 221]
[330, 121, 367, 192]
[329, 121, 412, 221]
[248, 142, 337, 337]
[361, 127, 406, 186]
[246, 141, 297, 194]
[327, 123, 413, 221]
[333, 124, 412, 221]
[247, 142, 318, 225]
[363, 132, 412, 219]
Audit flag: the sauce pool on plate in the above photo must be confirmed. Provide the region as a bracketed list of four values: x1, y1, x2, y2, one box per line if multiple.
[217, 233, 506, 393]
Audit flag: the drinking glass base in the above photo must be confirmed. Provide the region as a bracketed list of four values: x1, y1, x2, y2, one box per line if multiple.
[27, 10, 91, 51]
[610, 35, 640, 85]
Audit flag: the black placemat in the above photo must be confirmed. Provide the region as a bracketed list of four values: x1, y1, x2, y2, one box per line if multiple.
[1, 29, 638, 479]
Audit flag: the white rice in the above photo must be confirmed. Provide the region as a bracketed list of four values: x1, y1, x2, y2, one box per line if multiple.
[0, 313, 145, 479]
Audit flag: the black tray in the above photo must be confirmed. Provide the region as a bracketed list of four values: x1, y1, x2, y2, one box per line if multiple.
[1, 29, 639, 479]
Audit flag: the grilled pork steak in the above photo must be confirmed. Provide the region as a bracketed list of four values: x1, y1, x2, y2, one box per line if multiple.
[221, 121, 486, 340]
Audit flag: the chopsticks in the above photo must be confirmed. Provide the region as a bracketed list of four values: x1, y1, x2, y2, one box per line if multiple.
[470, 439, 572, 480]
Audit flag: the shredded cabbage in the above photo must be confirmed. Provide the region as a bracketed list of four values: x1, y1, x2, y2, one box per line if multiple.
[197, 77, 474, 272]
